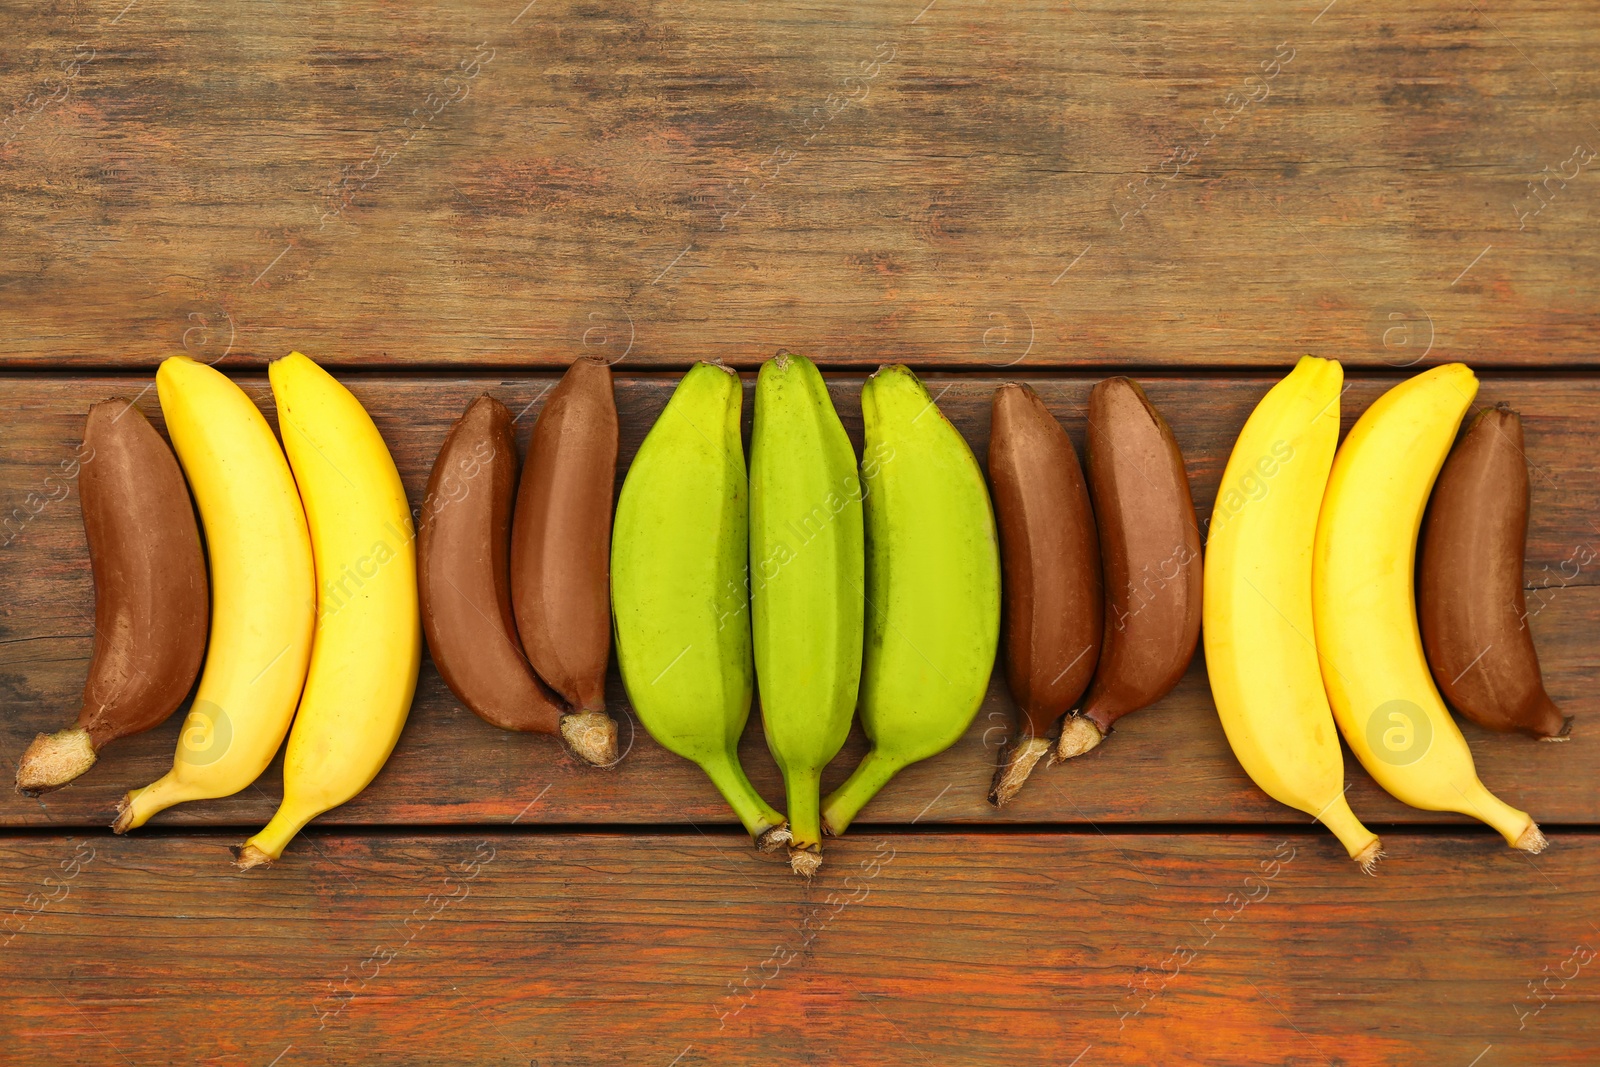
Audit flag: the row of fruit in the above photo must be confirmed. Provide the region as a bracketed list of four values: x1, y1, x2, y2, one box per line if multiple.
[17, 353, 421, 868]
[1208, 357, 1560, 871]
[14, 354, 1566, 876]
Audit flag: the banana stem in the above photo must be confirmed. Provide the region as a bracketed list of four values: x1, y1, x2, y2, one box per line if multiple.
[111, 773, 200, 833]
[990, 736, 1051, 807]
[698, 752, 786, 846]
[1316, 794, 1384, 874]
[235, 803, 319, 869]
[16, 728, 98, 795]
[1451, 779, 1544, 852]
[1053, 716, 1104, 762]
[820, 748, 905, 837]
[784, 768, 825, 853]
[559, 711, 619, 767]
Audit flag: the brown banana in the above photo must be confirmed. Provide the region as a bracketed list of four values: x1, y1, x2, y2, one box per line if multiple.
[987, 383, 1102, 804]
[510, 357, 620, 755]
[1419, 405, 1570, 739]
[16, 399, 208, 795]
[1057, 377, 1202, 760]
[417, 394, 615, 765]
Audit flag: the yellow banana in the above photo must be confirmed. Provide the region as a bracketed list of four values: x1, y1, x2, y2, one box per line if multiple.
[821, 365, 1000, 835]
[1204, 356, 1381, 870]
[113, 357, 316, 832]
[611, 362, 787, 848]
[750, 352, 864, 877]
[1313, 363, 1544, 852]
[235, 352, 420, 868]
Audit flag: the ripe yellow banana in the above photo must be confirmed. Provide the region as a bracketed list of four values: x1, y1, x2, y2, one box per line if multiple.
[1204, 356, 1381, 870]
[1313, 363, 1545, 852]
[235, 352, 420, 868]
[113, 357, 316, 832]
[821, 365, 1000, 835]
[611, 362, 787, 848]
[750, 352, 864, 877]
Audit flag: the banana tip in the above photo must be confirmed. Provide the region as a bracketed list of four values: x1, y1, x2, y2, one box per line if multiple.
[1354, 840, 1384, 876]
[756, 825, 791, 853]
[559, 712, 619, 767]
[1515, 824, 1549, 855]
[789, 848, 822, 879]
[232, 844, 275, 871]
[1052, 716, 1104, 763]
[15, 728, 96, 796]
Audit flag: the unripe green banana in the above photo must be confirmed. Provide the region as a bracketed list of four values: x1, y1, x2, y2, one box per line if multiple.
[611, 362, 787, 849]
[822, 365, 1001, 835]
[750, 352, 865, 877]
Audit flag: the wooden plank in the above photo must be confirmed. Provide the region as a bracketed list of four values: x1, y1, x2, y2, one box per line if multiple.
[2, 2, 1598, 369]
[1, 831, 1596, 1065]
[2, 372, 1595, 829]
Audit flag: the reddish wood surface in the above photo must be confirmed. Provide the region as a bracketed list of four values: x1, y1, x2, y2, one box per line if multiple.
[2, 831, 1597, 1066]
[5, 1, 1599, 1060]
[1, 1, 1598, 369]
[1, 373, 1595, 830]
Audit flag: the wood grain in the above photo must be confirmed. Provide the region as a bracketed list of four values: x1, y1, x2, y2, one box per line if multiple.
[2, 831, 1596, 1065]
[6, 3, 1597, 1061]
[2, 1, 1598, 368]
[2, 372, 1594, 829]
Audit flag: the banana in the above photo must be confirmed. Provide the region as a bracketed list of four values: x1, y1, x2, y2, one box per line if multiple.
[235, 352, 421, 868]
[821, 365, 1000, 835]
[1313, 363, 1545, 852]
[418, 395, 590, 752]
[17, 399, 208, 795]
[1204, 356, 1382, 870]
[749, 352, 864, 876]
[987, 383, 1101, 805]
[511, 356, 620, 759]
[1419, 406, 1570, 739]
[1057, 377, 1202, 760]
[113, 358, 316, 832]
[610, 362, 787, 848]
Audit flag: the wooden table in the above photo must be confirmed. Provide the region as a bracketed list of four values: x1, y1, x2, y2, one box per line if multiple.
[3, 1, 1597, 1063]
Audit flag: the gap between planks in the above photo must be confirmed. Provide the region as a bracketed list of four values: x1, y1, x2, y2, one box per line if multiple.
[3, 822, 1599, 840]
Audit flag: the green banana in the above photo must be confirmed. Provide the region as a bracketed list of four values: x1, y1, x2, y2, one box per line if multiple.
[750, 352, 865, 877]
[611, 362, 787, 848]
[821, 365, 1001, 834]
